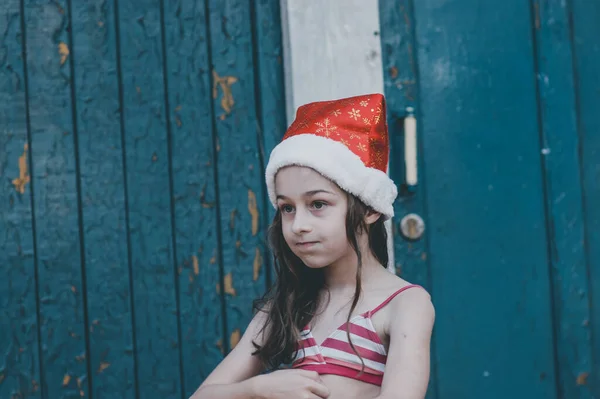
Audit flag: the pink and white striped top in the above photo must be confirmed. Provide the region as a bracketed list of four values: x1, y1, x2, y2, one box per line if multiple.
[291, 284, 421, 386]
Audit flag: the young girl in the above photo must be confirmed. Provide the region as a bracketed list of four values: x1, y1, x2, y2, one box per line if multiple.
[191, 94, 435, 399]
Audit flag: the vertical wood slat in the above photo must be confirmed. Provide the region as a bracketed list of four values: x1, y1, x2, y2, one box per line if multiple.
[207, 0, 268, 353]
[69, 0, 136, 397]
[23, 1, 91, 397]
[0, 1, 42, 398]
[530, 0, 594, 397]
[570, 0, 600, 395]
[252, 0, 288, 286]
[410, 1, 557, 398]
[161, 0, 225, 395]
[115, 0, 182, 397]
[378, 2, 437, 398]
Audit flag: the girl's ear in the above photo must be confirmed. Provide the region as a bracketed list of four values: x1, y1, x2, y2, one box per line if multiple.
[364, 210, 382, 225]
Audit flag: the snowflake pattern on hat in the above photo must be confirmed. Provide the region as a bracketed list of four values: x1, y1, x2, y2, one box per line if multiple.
[283, 94, 389, 172]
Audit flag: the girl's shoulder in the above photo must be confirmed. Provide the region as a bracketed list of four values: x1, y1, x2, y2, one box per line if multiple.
[369, 273, 433, 325]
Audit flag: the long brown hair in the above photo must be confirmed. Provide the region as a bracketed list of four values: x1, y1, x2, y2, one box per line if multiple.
[252, 194, 389, 370]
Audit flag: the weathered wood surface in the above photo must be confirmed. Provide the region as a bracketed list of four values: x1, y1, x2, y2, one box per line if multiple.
[115, 0, 182, 397]
[399, 1, 557, 397]
[531, 1, 594, 397]
[23, 1, 91, 397]
[161, 0, 224, 395]
[378, 1, 436, 398]
[70, 0, 136, 397]
[571, 0, 600, 396]
[0, 1, 41, 398]
[207, 0, 268, 354]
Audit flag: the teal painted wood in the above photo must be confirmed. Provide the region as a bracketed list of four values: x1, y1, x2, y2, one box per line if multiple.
[571, 0, 600, 395]
[207, 0, 268, 353]
[378, 0, 430, 314]
[531, 1, 594, 397]
[23, 1, 92, 397]
[253, 0, 286, 159]
[69, 0, 136, 397]
[411, 1, 557, 397]
[161, 0, 224, 394]
[378, 2, 437, 398]
[115, 0, 182, 397]
[25, 0, 89, 398]
[0, 1, 42, 397]
[253, 0, 288, 286]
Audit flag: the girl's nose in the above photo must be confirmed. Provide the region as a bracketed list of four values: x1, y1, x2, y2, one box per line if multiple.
[291, 209, 312, 235]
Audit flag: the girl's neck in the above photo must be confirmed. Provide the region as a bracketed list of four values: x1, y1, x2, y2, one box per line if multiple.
[323, 247, 383, 292]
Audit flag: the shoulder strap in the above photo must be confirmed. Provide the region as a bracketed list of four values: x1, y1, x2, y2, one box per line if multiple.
[367, 284, 421, 317]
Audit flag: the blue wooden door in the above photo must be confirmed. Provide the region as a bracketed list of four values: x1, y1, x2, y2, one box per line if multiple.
[379, 1, 599, 398]
[0, 1, 285, 398]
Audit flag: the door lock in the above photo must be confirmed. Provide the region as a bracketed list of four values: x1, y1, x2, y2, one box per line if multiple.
[400, 213, 425, 240]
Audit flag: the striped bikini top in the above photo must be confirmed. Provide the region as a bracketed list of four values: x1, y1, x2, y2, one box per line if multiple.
[291, 284, 420, 386]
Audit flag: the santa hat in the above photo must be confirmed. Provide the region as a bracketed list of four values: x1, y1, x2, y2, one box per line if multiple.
[265, 93, 398, 218]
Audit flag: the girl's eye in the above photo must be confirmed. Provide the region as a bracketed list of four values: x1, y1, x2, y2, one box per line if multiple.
[311, 201, 327, 210]
[280, 204, 294, 214]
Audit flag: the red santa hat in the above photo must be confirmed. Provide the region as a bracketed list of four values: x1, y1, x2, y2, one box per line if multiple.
[265, 93, 398, 218]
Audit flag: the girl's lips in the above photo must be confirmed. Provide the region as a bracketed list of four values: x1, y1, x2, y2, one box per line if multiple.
[296, 241, 319, 248]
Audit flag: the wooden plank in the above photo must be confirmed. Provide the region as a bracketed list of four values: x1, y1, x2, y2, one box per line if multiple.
[115, 0, 182, 397]
[207, 0, 268, 353]
[252, 0, 288, 285]
[571, 0, 600, 394]
[280, 0, 384, 122]
[0, 1, 42, 397]
[378, 1, 437, 398]
[160, 0, 224, 394]
[411, 1, 556, 397]
[22, 1, 91, 397]
[69, 0, 136, 397]
[531, 1, 594, 397]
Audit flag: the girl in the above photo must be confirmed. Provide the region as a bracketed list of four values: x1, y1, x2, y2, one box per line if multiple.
[191, 94, 435, 399]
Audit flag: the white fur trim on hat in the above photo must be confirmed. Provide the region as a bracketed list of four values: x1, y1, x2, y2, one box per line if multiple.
[265, 134, 398, 218]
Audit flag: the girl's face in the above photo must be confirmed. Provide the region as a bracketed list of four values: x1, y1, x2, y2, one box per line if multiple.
[274, 166, 352, 269]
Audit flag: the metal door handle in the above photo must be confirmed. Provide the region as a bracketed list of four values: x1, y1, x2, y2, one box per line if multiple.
[404, 107, 418, 188]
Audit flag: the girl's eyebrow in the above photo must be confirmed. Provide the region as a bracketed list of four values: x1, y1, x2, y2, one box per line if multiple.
[276, 189, 335, 201]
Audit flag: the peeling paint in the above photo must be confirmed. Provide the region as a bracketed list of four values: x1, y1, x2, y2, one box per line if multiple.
[216, 273, 237, 296]
[230, 329, 241, 349]
[62, 374, 71, 386]
[576, 372, 588, 385]
[216, 339, 224, 354]
[59, 42, 69, 65]
[12, 143, 30, 194]
[212, 70, 237, 116]
[253, 248, 262, 281]
[192, 255, 199, 275]
[248, 190, 259, 235]
[230, 209, 237, 230]
[97, 362, 110, 374]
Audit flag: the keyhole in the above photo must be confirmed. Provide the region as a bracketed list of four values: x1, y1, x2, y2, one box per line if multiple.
[400, 213, 425, 240]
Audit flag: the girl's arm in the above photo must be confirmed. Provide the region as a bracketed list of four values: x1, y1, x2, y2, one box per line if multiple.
[375, 288, 435, 399]
[190, 309, 330, 399]
[189, 310, 266, 399]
